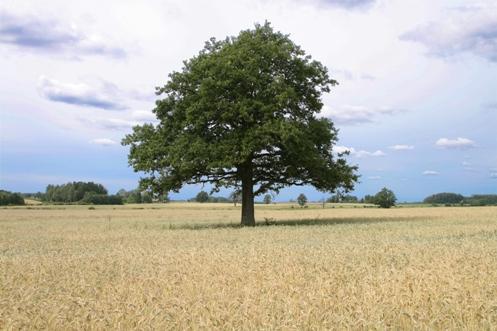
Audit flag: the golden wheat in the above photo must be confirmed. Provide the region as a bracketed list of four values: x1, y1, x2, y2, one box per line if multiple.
[1, 203, 497, 329]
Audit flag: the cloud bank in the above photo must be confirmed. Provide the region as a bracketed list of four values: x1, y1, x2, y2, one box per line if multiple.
[400, 5, 497, 62]
[0, 10, 126, 58]
[38, 76, 126, 110]
[325, 105, 404, 125]
[319, 0, 375, 9]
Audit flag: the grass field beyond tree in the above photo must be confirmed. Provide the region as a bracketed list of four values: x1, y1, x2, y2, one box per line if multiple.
[1, 203, 497, 329]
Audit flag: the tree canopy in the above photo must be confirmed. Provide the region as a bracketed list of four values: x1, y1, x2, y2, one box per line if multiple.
[374, 187, 397, 208]
[123, 22, 358, 225]
[423, 192, 464, 204]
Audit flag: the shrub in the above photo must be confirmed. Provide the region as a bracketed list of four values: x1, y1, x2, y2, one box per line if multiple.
[374, 187, 396, 208]
[196, 191, 210, 203]
[297, 194, 307, 207]
[424, 193, 464, 204]
[81, 193, 123, 205]
[0, 190, 25, 206]
[44, 182, 107, 203]
[464, 195, 497, 206]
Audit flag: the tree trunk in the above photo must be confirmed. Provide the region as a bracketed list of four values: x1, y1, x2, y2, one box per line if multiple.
[240, 162, 255, 226]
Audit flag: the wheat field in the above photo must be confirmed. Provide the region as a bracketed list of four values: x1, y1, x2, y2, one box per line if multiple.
[1, 203, 497, 329]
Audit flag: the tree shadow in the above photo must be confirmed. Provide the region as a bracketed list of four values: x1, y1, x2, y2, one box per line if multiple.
[166, 216, 429, 231]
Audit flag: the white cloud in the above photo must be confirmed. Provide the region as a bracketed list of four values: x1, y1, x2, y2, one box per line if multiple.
[317, 0, 376, 9]
[400, 5, 497, 62]
[435, 137, 476, 149]
[0, 10, 126, 58]
[423, 170, 440, 176]
[130, 110, 157, 122]
[90, 138, 117, 146]
[39, 76, 126, 110]
[389, 144, 414, 151]
[334, 145, 385, 158]
[324, 105, 404, 125]
[81, 117, 139, 131]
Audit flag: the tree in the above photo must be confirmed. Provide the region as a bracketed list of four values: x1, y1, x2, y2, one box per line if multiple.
[263, 194, 272, 204]
[141, 191, 153, 203]
[43, 182, 107, 203]
[122, 22, 357, 226]
[158, 192, 170, 203]
[297, 193, 307, 207]
[196, 191, 210, 203]
[229, 190, 241, 206]
[0, 190, 25, 206]
[423, 192, 464, 204]
[374, 187, 396, 208]
[363, 194, 375, 204]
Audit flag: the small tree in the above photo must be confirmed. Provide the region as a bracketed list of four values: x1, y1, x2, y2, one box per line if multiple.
[229, 190, 241, 206]
[297, 193, 307, 208]
[141, 191, 153, 203]
[158, 192, 170, 203]
[374, 187, 396, 208]
[263, 194, 272, 204]
[196, 191, 210, 203]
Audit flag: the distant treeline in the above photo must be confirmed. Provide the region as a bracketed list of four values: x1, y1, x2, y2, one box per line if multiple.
[21, 183, 170, 205]
[33, 182, 123, 205]
[116, 188, 169, 204]
[189, 191, 231, 203]
[424, 192, 497, 206]
[0, 190, 25, 206]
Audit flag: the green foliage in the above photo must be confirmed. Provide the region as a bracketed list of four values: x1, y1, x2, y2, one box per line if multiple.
[424, 193, 464, 204]
[118, 188, 160, 204]
[157, 193, 170, 203]
[297, 193, 307, 207]
[126, 191, 143, 204]
[141, 192, 153, 203]
[374, 188, 396, 208]
[464, 195, 497, 206]
[363, 194, 376, 204]
[80, 193, 123, 205]
[44, 182, 107, 203]
[263, 194, 272, 204]
[196, 191, 210, 203]
[229, 190, 241, 206]
[122, 22, 357, 224]
[327, 194, 358, 203]
[0, 190, 25, 206]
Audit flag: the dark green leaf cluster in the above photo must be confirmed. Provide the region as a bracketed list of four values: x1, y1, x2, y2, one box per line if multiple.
[374, 187, 397, 208]
[327, 194, 358, 203]
[464, 195, 497, 206]
[117, 189, 158, 203]
[0, 190, 25, 206]
[123, 22, 357, 197]
[297, 193, 308, 207]
[44, 182, 107, 203]
[195, 191, 210, 203]
[423, 192, 464, 204]
[80, 193, 123, 205]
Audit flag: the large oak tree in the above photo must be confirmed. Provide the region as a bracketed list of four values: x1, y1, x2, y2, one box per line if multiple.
[123, 23, 358, 226]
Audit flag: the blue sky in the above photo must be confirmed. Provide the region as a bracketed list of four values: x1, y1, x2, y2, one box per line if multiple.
[0, 0, 496, 202]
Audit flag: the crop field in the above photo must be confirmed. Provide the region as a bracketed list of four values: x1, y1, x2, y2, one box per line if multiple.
[1, 203, 497, 329]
